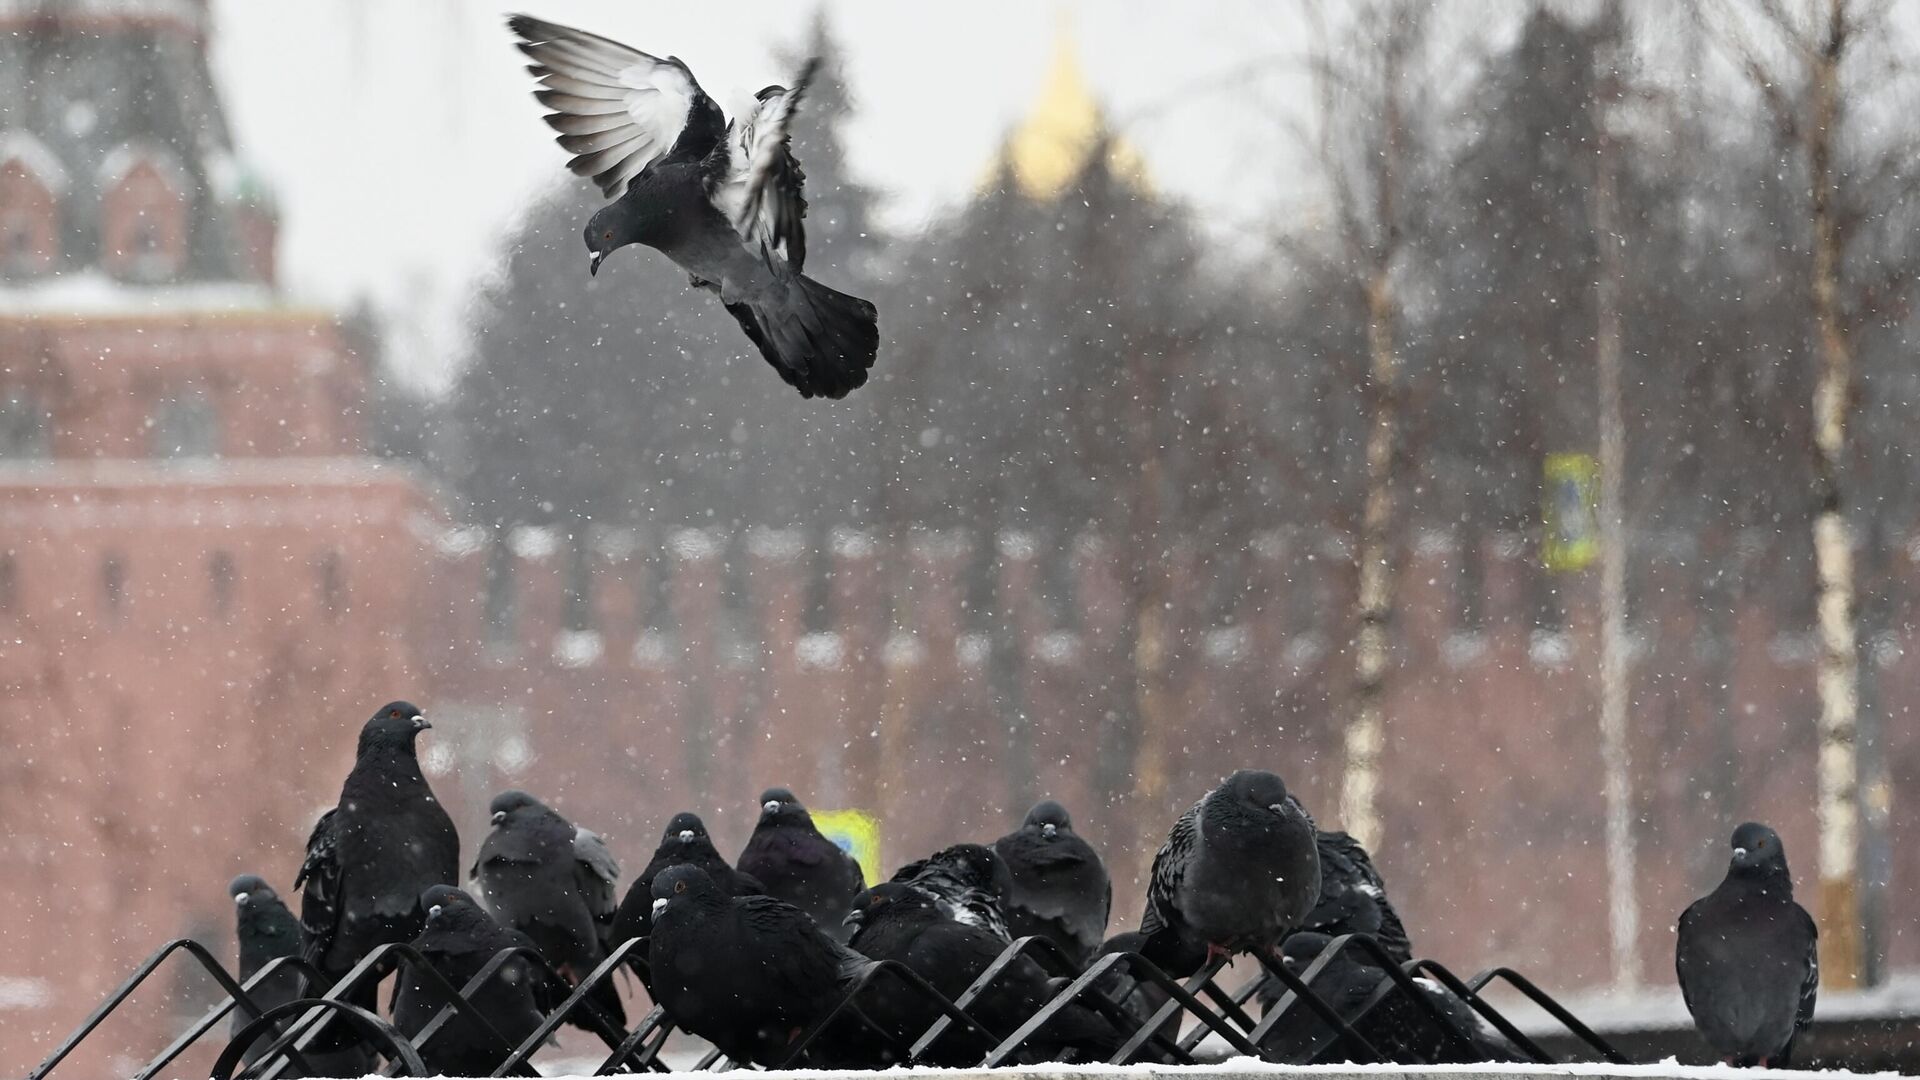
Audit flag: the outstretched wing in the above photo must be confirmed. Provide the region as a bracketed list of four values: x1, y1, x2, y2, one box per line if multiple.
[295, 809, 343, 967]
[509, 14, 725, 198]
[710, 59, 817, 270]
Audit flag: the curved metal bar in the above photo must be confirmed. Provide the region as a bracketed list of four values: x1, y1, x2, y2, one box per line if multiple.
[136, 955, 326, 1080]
[491, 937, 650, 1076]
[212, 999, 424, 1079]
[907, 934, 1077, 1060]
[592, 1004, 676, 1076]
[28, 938, 314, 1080]
[1407, 958, 1555, 1062]
[1106, 954, 1240, 1065]
[1177, 965, 1269, 1055]
[1241, 942, 1385, 1063]
[1466, 966, 1631, 1064]
[1265, 933, 1490, 1063]
[982, 949, 1264, 1067]
[773, 958, 1003, 1069]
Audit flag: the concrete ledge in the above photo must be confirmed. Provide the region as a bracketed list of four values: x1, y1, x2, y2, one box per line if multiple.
[536, 1064, 1909, 1080]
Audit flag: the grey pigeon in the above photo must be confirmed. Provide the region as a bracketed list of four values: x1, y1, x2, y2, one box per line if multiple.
[845, 883, 1122, 1066]
[648, 865, 881, 1068]
[737, 787, 866, 942]
[1259, 932, 1520, 1064]
[228, 875, 376, 1077]
[608, 810, 765, 991]
[295, 702, 459, 1021]
[1676, 822, 1818, 1067]
[890, 842, 1014, 940]
[392, 885, 557, 1078]
[1137, 769, 1321, 971]
[1299, 830, 1411, 962]
[468, 789, 625, 1027]
[507, 15, 879, 399]
[993, 800, 1112, 968]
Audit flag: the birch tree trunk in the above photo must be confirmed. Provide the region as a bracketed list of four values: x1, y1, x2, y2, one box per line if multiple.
[1808, 0, 1864, 990]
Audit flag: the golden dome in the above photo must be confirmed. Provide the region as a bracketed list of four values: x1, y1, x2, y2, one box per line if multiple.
[990, 19, 1150, 200]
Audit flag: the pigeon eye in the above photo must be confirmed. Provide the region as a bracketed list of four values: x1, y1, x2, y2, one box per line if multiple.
[674, 880, 686, 894]
[602, 230, 613, 243]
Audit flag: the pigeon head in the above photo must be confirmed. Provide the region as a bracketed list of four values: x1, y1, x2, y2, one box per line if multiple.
[1024, 799, 1074, 839]
[927, 843, 1012, 896]
[844, 882, 938, 934]
[1280, 931, 1336, 971]
[1219, 769, 1295, 817]
[757, 787, 812, 826]
[650, 864, 722, 919]
[585, 199, 648, 277]
[229, 874, 278, 908]
[1727, 822, 1790, 878]
[359, 701, 430, 753]
[661, 810, 709, 845]
[488, 789, 543, 825]
[421, 884, 479, 923]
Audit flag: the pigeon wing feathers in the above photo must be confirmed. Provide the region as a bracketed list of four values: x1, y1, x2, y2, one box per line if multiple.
[712, 58, 816, 270]
[1795, 905, 1819, 1037]
[574, 826, 621, 923]
[295, 809, 343, 964]
[510, 15, 718, 198]
[1139, 800, 1200, 938]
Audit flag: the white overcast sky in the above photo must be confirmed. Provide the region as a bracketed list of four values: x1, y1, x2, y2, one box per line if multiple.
[207, 0, 1317, 391]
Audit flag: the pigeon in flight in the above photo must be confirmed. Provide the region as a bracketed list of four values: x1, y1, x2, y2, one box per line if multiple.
[295, 702, 459, 1021]
[737, 787, 866, 942]
[608, 810, 764, 990]
[508, 15, 879, 399]
[228, 875, 376, 1077]
[392, 885, 558, 1078]
[468, 790, 625, 1028]
[1676, 822, 1819, 1067]
[992, 800, 1113, 968]
[1137, 769, 1321, 971]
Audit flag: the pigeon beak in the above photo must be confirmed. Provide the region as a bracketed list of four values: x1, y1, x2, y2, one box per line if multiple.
[650, 897, 668, 917]
[429, 904, 443, 919]
[844, 909, 864, 929]
[234, 893, 250, 907]
[1733, 847, 1748, 859]
[491, 811, 506, 826]
[678, 830, 695, 842]
[1269, 802, 1289, 816]
[763, 800, 781, 815]
[589, 250, 606, 276]
[1042, 824, 1057, 838]
[413, 714, 431, 731]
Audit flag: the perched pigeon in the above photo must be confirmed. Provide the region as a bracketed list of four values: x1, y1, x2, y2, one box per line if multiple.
[647, 865, 880, 1068]
[1259, 932, 1520, 1065]
[891, 843, 1015, 941]
[392, 885, 557, 1078]
[469, 790, 625, 1027]
[1137, 769, 1321, 971]
[228, 875, 376, 1077]
[845, 883, 1122, 1066]
[608, 810, 765, 988]
[737, 788, 866, 942]
[1676, 822, 1819, 1067]
[993, 800, 1112, 968]
[296, 702, 459, 1019]
[1299, 830, 1411, 963]
[507, 15, 879, 399]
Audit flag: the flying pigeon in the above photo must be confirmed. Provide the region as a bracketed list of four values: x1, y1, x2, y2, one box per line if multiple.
[228, 875, 376, 1077]
[647, 865, 882, 1068]
[607, 810, 764, 989]
[392, 885, 557, 1078]
[1137, 769, 1321, 971]
[993, 800, 1113, 968]
[1676, 822, 1819, 1067]
[846, 882, 1121, 1065]
[295, 702, 459, 1021]
[737, 787, 866, 942]
[508, 15, 879, 399]
[890, 842, 1015, 940]
[468, 790, 625, 1027]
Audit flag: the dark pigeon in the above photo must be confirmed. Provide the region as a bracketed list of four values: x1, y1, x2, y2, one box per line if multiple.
[468, 790, 625, 1027]
[1259, 932, 1520, 1064]
[508, 15, 879, 399]
[737, 787, 866, 943]
[993, 800, 1112, 969]
[295, 702, 459, 1021]
[228, 875, 376, 1077]
[392, 885, 557, 1078]
[1676, 822, 1819, 1067]
[647, 865, 881, 1069]
[608, 810, 765, 989]
[845, 883, 1122, 1066]
[1137, 769, 1321, 971]
[890, 842, 1014, 940]
[1299, 830, 1411, 963]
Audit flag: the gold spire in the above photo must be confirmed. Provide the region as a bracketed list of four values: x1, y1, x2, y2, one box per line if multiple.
[991, 15, 1150, 200]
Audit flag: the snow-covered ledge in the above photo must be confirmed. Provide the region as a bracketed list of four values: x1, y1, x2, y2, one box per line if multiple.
[532, 1063, 1908, 1080]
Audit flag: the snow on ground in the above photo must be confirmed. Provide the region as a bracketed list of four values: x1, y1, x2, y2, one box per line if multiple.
[512, 1061, 1909, 1080]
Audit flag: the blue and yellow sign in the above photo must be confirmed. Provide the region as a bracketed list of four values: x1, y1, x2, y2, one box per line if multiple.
[1542, 453, 1600, 572]
[813, 808, 882, 884]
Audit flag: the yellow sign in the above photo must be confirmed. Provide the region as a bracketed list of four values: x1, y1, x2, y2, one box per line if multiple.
[813, 809, 882, 885]
[1542, 453, 1599, 572]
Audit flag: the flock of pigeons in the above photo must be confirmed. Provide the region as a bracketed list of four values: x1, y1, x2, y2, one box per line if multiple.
[219, 702, 1822, 1076]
